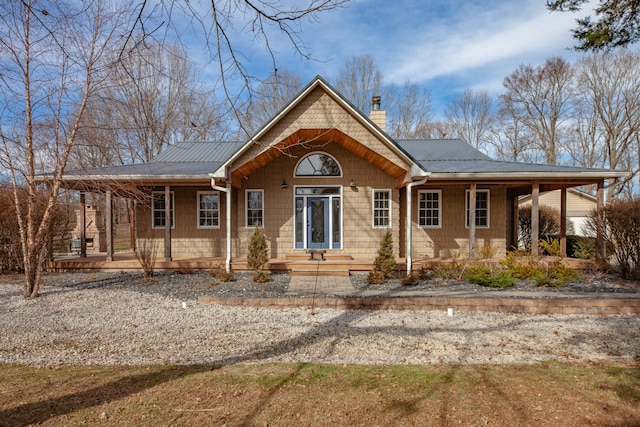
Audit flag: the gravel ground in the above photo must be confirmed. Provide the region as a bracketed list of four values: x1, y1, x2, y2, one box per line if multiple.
[0, 271, 639, 366]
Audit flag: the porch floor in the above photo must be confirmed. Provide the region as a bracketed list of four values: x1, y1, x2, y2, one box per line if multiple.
[49, 251, 383, 274]
[49, 251, 595, 273]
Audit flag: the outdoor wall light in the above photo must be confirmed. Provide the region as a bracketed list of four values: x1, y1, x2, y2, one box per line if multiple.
[281, 179, 288, 189]
[350, 179, 356, 188]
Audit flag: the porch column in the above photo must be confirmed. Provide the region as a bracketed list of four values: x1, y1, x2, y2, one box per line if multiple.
[560, 188, 567, 257]
[468, 183, 476, 259]
[226, 180, 232, 272]
[164, 185, 172, 261]
[531, 183, 539, 256]
[129, 199, 136, 252]
[105, 190, 113, 262]
[512, 193, 519, 251]
[79, 192, 87, 258]
[596, 180, 605, 262]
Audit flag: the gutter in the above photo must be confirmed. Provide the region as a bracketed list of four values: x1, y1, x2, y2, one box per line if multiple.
[405, 175, 429, 275]
[210, 177, 232, 272]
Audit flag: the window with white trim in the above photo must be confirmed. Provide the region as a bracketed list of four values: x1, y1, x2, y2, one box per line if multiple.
[418, 190, 441, 228]
[246, 190, 264, 227]
[372, 189, 391, 228]
[466, 189, 490, 228]
[152, 191, 174, 229]
[295, 152, 342, 176]
[197, 191, 220, 228]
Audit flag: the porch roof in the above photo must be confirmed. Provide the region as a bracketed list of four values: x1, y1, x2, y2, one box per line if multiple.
[399, 139, 627, 181]
[57, 141, 242, 185]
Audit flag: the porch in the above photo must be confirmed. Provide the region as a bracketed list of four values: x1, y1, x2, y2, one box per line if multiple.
[48, 251, 594, 275]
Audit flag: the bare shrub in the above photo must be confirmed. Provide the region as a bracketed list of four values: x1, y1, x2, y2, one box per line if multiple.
[209, 267, 235, 282]
[518, 205, 564, 250]
[135, 236, 157, 282]
[0, 186, 72, 273]
[588, 199, 640, 279]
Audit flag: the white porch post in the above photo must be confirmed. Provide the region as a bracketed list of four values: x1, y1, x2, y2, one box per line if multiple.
[405, 177, 428, 275]
[105, 190, 113, 262]
[211, 178, 232, 272]
[468, 183, 476, 259]
[164, 185, 172, 261]
[225, 180, 232, 272]
[531, 183, 539, 256]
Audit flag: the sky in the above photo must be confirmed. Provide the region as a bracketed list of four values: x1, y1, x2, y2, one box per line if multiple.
[186, 0, 594, 116]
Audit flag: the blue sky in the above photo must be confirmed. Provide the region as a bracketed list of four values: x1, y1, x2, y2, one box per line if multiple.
[188, 0, 591, 116]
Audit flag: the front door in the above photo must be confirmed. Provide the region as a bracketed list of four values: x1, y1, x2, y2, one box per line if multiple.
[307, 197, 330, 249]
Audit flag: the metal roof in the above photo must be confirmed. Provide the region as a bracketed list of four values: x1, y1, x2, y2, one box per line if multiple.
[398, 139, 625, 177]
[153, 141, 243, 163]
[62, 141, 243, 180]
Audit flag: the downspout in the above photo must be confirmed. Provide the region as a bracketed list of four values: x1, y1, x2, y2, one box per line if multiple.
[406, 176, 428, 275]
[211, 178, 232, 272]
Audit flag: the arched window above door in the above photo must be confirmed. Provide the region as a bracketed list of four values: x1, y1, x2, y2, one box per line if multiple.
[295, 152, 342, 177]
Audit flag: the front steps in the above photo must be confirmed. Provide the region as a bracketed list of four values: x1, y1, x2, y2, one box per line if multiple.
[277, 254, 357, 277]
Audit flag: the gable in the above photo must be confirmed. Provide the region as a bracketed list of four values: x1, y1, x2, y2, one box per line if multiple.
[225, 82, 419, 188]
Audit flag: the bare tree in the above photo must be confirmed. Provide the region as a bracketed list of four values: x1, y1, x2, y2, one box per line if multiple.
[334, 55, 384, 113]
[575, 49, 640, 200]
[241, 69, 303, 137]
[489, 106, 538, 162]
[73, 41, 230, 168]
[444, 89, 494, 152]
[387, 80, 433, 139]
[501, 57, 575, 165]
[0, 0, 131, 298]
[133, 0, 349, 122]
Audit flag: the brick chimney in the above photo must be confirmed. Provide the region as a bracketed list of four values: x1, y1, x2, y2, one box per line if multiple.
[369, 95, 386, 132]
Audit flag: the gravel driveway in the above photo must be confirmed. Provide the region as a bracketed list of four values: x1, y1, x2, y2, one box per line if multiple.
[1, 271, 638, 366]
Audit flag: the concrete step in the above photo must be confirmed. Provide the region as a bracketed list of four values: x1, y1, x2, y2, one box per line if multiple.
[285, 254, 354, 261]
[290, 269, 351, 277]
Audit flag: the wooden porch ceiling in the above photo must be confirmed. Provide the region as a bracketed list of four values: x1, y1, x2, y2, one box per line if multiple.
[230, 128, 409, 188]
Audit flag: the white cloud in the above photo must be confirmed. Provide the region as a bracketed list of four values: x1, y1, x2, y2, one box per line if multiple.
[385, 2, 580, 83]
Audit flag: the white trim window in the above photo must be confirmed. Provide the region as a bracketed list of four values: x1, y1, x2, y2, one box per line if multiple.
[418, 190, 441, 228]
[294, 152, 342, 177]
[152, 191, 174, 229]
[197, 191, 220, 229]
[246, 189, 264, 227]
[466, 189, 490, 228]
[372, 189, 391, 228]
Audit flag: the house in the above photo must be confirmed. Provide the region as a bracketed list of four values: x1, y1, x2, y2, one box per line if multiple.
[519, 188, 598, 236]
[56, 76, 627, 272]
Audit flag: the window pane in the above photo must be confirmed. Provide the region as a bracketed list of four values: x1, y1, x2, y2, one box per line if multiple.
[333, 198, 341, 246]
[466, 190, 489, 228]
[295, 197, 304, 247]
[419, 191, 440, 227]
[199, 193, 219, 227]
[373, 190, 390, 227]
[295, 153, 341, 176]
[153, 192, 173, 228]
[247, 191, 263, 227]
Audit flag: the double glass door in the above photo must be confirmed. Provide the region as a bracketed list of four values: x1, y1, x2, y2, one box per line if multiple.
[295, 187, 341, 249]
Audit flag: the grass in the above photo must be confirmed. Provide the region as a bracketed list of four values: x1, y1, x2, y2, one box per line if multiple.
[0, 362, 638, 426]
